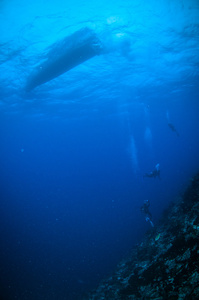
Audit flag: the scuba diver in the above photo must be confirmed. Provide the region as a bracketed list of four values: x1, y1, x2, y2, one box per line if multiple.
[144, 163, 160, 179]
[168, 122, 180, 137]
[140, 200, 154, 227]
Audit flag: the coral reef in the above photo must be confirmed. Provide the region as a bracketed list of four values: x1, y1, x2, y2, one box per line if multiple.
[88, 173, 199, 299]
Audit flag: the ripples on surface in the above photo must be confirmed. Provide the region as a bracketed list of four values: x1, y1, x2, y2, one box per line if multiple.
[0, 0, 199, 118]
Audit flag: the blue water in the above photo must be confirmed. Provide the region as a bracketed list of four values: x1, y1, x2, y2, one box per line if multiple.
[0, 0, 199, 299]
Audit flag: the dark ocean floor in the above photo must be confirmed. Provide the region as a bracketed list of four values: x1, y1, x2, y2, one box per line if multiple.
[87, 173, 199, 299]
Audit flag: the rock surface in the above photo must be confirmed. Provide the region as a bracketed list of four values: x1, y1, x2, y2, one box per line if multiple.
[88, 173, 199, 299]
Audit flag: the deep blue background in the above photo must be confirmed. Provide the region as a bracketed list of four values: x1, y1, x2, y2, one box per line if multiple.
[0, 87, 199, 299]
[0, 0, 199, 298]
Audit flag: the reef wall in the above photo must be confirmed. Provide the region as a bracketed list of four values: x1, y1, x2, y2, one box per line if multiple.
[88, 173, 199, 299]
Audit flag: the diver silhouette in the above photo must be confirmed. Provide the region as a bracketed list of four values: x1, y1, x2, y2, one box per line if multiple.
[140, 199, 154, 227]
[168, 123, 180, 137]
[144, 163, 160, 179]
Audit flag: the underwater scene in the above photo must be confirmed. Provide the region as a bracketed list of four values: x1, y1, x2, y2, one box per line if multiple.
[0, 0, 199, 299]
